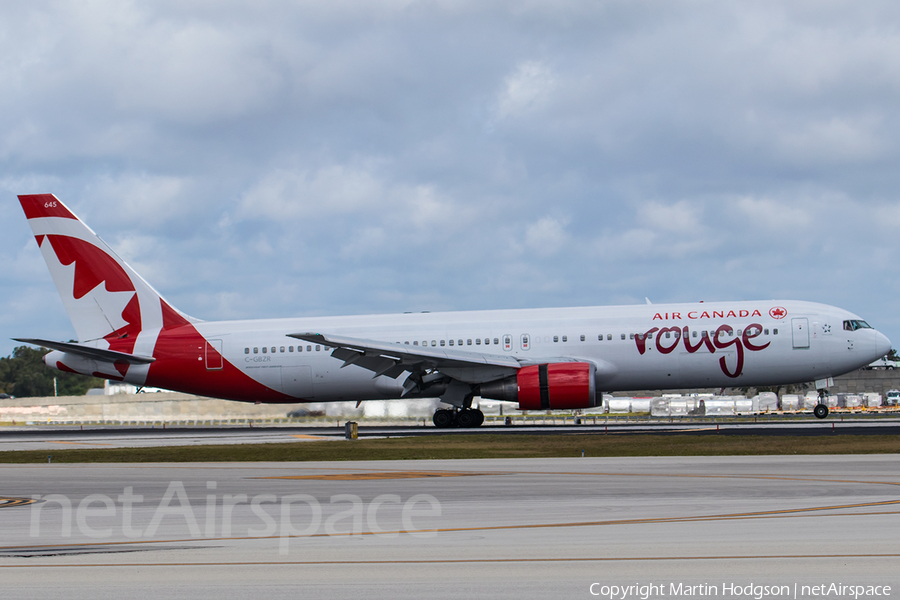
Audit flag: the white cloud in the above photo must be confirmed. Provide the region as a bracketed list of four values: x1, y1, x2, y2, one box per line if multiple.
[774, 117, 887, 163]
[525, 216, 568, 256]
[4, 1, 900, 355]
[239, 165, 384, 219]
[734, 196, 813, 231]
[87, 173, 192, 228]
[638, 201, 703, 233]
[495, 61, 556, 119]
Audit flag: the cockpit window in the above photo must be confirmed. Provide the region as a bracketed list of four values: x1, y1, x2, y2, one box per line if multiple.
[843, 319, 872, 331]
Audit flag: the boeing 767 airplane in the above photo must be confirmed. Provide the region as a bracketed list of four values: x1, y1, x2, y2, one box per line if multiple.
[14, 194, 891, 426]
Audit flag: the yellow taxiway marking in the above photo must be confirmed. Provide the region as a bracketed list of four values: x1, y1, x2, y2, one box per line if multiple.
[48, 441, 114, 446]
[256, 471, 504, 481]
[1, 501, 897, 554]
[521, 471, 900, 487]
[0, 497, 37, 508]
[255, 468, 899, 486]
[3, 554, 900, 568]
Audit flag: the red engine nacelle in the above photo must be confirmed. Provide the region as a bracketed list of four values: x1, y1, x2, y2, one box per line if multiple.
[479, 362, 598, 410]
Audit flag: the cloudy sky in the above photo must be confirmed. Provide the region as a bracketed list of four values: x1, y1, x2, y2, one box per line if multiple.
[2, 0, 900, 358]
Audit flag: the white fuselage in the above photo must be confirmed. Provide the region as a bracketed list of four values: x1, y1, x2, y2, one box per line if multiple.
[151, 299, 889, 402]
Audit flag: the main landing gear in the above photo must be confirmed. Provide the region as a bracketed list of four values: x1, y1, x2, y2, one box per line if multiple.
[432, 408, 485, 428]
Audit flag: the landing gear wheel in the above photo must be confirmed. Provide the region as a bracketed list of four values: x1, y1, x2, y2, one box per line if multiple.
[456, 409, 477, 428]
[813, 404, 829, 419]
[433, 409, 455, 428]
[473, 409, 484, 427]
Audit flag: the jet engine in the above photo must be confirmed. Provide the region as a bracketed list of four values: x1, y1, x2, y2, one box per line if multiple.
[478, 362, 598, 410]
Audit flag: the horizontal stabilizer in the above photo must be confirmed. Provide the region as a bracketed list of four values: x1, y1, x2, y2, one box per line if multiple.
[13, 338, 156, 365]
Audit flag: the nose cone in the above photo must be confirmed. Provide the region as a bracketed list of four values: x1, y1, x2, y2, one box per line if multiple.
[875, 331, 892, 358]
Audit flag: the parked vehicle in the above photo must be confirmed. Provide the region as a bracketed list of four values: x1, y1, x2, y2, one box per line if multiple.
[886, 390, 900, 406]
[865, 357, 899, 370]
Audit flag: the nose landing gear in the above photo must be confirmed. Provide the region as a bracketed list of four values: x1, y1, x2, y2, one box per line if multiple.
[814, 389, 830, 419]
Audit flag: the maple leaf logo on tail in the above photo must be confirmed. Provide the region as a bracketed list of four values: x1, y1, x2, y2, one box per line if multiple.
[17, 194, 197, 359]
[41, 234, 142, 349]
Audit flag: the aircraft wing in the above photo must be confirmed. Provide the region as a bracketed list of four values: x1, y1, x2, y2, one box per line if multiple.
[288, 332, 522, 385]
[13, 338, 156, 365]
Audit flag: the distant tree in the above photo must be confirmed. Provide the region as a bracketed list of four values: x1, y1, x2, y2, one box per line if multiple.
[0, 346, 103, 397]
[889, 348, 899, 361]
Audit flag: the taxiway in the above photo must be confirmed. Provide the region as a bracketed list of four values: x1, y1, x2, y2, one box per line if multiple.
[0, 455, 898, 599]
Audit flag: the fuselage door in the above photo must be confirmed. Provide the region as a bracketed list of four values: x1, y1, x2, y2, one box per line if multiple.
[206, 339, 224, 370]
[792, 318, 810, 349]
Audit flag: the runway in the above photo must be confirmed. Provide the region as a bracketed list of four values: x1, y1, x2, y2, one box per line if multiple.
[1, 419, 900, 452]
[0, 455, 898, 599]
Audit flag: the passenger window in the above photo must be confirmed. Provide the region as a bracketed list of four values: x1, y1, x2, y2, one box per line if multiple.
[289, 346, 294, 352]
[692, 331, 698, 338]
[440, 340, 445, 346]
[280, 346, 285, 353]
[476, 339, 481, 345]
[431, 340, 437, 347]
[484, 338, 490, 345]
[553, 336, 559, 343]
[244, 348, 249, 354]
[298, 346, 303, 352]
[773, 329, 778, 335]
[253, 347, 258, 354]
[467, 339, 472, 345]
[580, 335, 585, 342]
[449, 339, 454, 346]
[620, 334, 626, 340]
[608, 334, 612, 340]
[413, 341, 418, 346]
[521, 334, 530, 350]
[493, 338, 499, 345]
[271, 347, 276, 353]
[307, 345, 312, 351]
[458, 339, 463, 346]
[262, 347, 267, 354]
[629, 334, 635, 340]
[764, 329, 769, 335]
[701, 331, 708, 338]
[598, 334, 603, 341]
[316, 345, 321, 351]
[665, 332, 670, 339]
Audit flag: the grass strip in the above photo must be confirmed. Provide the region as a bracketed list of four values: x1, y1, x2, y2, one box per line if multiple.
[1, 434, 899, 463]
